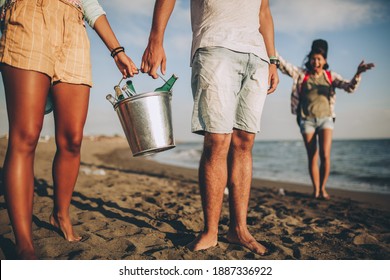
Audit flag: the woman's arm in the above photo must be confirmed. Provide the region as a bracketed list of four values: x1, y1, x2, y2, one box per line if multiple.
[82, 0, 106, 28]
[277, 52, 302, 80]
[92, 15, 138, 78]
[82, 0, 138, 78]
[332, 60, 374, 93]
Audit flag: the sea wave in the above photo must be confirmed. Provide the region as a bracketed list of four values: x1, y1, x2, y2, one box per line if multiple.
[151, 139, 390, 194]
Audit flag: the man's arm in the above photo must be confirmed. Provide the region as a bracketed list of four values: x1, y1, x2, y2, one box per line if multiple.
[141, 0, 176, 79]
[259, 0, 279, 94]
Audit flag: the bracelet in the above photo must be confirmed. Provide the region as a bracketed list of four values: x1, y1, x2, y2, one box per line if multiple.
[111, 46, 125, 58]
[269, 55, 278, 60]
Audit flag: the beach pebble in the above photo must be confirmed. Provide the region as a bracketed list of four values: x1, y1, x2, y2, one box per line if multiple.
[80, 167, 92, 175]
[80, 167, 106, 176]
[278, 188, 285, 196]
[92, 169, 106, 176]
[353, 233, 378, 245]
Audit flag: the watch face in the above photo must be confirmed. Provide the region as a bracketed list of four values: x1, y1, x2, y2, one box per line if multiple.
[270, 59, 280, 68]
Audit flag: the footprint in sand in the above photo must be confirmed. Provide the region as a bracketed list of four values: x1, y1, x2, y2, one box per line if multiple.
[292, 245, 301, 259]
[177, 192, 185, 197]
[145, 196, 158, 204]
[164, 202, 177, 208]
[353, 233, 378, 245]
[301, 232, 322, 242]
[247, 216, 261, 226]
[280, 236, 294, 244]
[314, 218, 335, 227]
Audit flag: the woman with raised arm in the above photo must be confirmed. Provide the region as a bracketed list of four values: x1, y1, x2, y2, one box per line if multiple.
[277, 39, 374, 200]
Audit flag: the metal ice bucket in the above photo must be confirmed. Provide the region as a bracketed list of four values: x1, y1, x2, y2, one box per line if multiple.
[114, 91, 175, 157]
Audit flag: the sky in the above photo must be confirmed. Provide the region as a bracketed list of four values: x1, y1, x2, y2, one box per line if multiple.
[0, 0, 389, 142]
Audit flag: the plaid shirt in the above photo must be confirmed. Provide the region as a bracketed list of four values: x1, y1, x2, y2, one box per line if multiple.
[277, 53, 362, 117]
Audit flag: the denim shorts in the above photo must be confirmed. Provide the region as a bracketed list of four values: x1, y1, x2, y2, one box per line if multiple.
[191, 47, 269, 135]
[299, 116, 334, 134]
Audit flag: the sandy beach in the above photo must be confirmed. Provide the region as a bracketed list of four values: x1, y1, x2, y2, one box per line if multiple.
[0, 136, 389, 260]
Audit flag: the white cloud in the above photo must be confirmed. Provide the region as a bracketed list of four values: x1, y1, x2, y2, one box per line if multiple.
[271, 0, 388, 34]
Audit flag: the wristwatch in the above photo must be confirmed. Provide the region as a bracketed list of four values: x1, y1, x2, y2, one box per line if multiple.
[269, 57, 280, 68]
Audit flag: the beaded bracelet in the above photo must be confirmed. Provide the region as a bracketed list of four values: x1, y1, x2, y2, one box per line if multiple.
[111, 46, 125, 58]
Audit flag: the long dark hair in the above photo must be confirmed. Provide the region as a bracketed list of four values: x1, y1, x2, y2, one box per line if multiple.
[303, 47, 329, 71]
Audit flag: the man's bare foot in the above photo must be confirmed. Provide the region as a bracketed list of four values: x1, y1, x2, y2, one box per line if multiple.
[17, 247, 38, 260]
[186, 232, 218, 251]
[227, 229, 268, 256]
[49, 213, 81, 242]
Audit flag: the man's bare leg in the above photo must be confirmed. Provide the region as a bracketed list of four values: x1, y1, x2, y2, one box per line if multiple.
[187, 133, 231, 251]
[226, 129, 267, 255]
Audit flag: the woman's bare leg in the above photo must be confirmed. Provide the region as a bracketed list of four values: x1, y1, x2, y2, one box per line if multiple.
[318, 129, 333, 199]
[49, 82, 90, 242]
[1, 65, 50, 259]
[302, 133, 320, 198]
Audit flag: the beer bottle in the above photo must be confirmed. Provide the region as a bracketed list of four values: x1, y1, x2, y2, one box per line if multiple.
[122, 85, 132, 97]
[154, 74, 178, 92]
[114, 85, 125, 101]
[126, 80, 137, 95]
[106, 94, 116, 106]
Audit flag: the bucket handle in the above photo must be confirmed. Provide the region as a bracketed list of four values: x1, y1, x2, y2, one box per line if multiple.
[116, 69, 167, 87]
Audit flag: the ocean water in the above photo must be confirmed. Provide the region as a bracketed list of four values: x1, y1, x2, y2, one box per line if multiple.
[150, 139, 390, 194]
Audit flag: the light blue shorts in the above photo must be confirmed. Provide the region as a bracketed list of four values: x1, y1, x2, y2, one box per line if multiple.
[191, 47, 269, 135]
[299, 116, 334, 134]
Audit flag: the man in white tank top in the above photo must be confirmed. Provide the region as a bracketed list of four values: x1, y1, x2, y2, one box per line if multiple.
[142, 0, 279, 256]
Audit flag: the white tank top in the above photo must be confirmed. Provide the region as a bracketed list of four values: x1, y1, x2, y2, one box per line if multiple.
[190, 0, 268, 62]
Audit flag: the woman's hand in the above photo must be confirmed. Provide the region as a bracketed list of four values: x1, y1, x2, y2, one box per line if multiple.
[356, 60, 375, 75]
[114, 52, 139, 78]
[92, 15, 139, 78]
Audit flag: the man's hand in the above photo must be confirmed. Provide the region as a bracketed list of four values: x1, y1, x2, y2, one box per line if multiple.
[267, 64, 279, 94]
[140, 0, 176, 79]
[141, 40, 166, 79]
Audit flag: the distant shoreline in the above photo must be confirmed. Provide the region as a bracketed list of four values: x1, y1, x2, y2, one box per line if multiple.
[1, 134, 390, 142]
